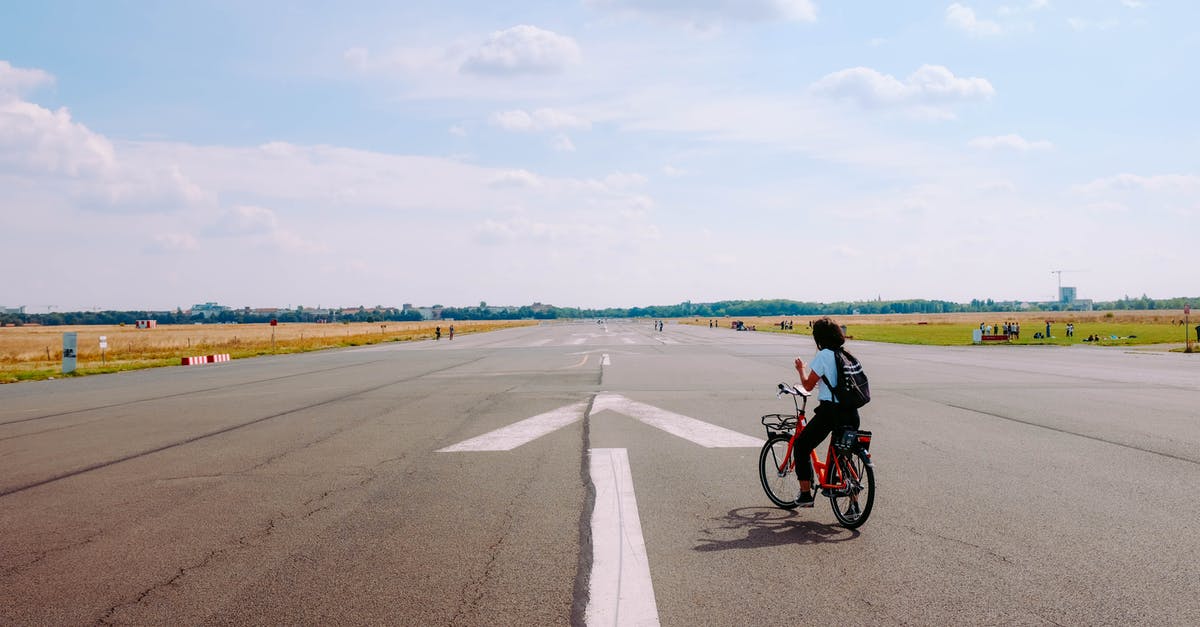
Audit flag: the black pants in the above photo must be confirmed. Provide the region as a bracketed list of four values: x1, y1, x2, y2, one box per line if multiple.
[796, 403, 860, 484]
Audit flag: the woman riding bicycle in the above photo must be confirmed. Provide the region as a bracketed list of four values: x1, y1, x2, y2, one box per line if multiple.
[791, 317, 861, 507]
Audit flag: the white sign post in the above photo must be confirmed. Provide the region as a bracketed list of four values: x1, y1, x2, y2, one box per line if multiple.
[62, 332, 78, 374]
[99, 335, 108, 365]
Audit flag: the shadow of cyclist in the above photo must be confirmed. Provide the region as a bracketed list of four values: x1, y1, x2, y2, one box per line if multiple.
[693, 506, 859, 552]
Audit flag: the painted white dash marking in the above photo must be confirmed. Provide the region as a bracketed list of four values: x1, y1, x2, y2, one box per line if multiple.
[622, 337, 636, 345]
[587, 448, 660, 627]
[591, 393, 763, 448]
[437, 401, 588, 452]
[601, 353, 611, 366]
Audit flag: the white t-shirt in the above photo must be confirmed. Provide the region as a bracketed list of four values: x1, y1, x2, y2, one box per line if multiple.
[809, 348, 838, 402]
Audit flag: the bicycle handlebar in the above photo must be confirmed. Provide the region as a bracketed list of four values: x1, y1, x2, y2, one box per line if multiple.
[777, 382, 811, 398]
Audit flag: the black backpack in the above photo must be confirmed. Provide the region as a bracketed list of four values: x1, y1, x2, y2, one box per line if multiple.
[820, 349, 871, 409]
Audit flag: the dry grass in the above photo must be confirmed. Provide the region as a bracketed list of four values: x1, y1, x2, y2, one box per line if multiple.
[0, 320, 537, 383]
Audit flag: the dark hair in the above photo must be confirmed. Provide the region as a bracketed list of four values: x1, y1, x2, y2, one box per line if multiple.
[811, 317, 845, 351]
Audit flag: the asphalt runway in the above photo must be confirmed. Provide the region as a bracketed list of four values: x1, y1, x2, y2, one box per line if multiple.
[2, 320, 1198, 625]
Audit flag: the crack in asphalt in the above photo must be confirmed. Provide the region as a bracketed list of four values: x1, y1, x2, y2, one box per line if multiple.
[448, 469, 538, 626]
[897, 522, 1014, 564]
[570, 394, 597, 627]
[92, 515, 280, 626]
[90, 456, 396, 625]
[1, 530, 104, 579]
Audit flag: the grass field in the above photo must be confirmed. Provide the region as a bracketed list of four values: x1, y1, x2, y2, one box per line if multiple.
[0, 320, 537, 383]
[683, 310, 1198, 349]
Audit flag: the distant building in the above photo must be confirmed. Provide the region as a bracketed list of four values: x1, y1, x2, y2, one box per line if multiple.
[190, 302, 231, 318]
[0, 305, 25, 314]
[1049, 287, 1093, 311]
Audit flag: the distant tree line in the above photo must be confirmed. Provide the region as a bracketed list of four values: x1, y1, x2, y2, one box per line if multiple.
[2, 295, 1196, 327]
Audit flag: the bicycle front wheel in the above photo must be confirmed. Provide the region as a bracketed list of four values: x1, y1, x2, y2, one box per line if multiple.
[759, 435, 800, 509]
[829, 448, 875, 528]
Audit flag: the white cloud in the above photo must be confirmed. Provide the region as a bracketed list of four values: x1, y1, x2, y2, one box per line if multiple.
[811, 65, 994, 111]
[585, 0, 817, 25]
[81, 162, 210, 213]
[946, 3, 1003, 36]
[144, 232, 200, 254]
[460, 25, 581, 76]
[0, 60, 55, 97]
[998, 0, 1050, 17]
[550, 134, 576, 152]
[491, 107, 591, 132]
[208, 205, 280, 236]
[0, 80, 211, 215]
[662, 165, 687, 177]
[1120, 0, 1145, 8]
[969, 134, 1053, 151]
[1074, 173, 1200, 194]
[1067, 17, 1119, 31]
[0, 98, 115, 177]
[603, 172, 648, 189]
[488, 169, 542, 188]
[449, 124, 467, 137]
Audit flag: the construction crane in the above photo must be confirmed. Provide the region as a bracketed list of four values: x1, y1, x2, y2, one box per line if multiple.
[1050, 270, 1086, 301]
[1050, 270, 1075, 292]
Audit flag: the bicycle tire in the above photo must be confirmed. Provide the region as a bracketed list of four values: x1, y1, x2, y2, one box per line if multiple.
[829, 448, 875, 528]
[759, 435, 801, 509]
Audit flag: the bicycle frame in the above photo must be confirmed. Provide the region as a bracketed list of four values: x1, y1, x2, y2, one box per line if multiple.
[779, 424, 858, 492]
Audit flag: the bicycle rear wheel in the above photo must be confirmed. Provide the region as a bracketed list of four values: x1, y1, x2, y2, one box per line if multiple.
[829, 448, 874, 528]
[759, 435, 800, 509]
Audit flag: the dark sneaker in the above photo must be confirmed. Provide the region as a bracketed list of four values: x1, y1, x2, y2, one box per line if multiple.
[796, 490, 815, 508]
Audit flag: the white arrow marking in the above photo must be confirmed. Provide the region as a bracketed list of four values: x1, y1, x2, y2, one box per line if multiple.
[587, 448, 659, 627]
[438, 395, 761, 452]
[590, 393, 763, 448]
[601, 353, 611, 366]
[435, 401, 588, 452]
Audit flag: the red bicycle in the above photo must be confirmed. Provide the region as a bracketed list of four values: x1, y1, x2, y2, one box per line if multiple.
[757, 383, 875, 528]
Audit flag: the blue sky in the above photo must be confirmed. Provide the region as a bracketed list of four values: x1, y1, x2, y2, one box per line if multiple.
[2, 1, 1196, 312]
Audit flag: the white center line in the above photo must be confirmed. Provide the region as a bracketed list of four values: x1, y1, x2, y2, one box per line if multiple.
[587, 448, 660, 627]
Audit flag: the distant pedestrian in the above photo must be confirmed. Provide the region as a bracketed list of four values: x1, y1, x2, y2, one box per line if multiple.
[435, 326, 441, 340]
[449, 325, 454, 340]
[1045, 321, 1051, 338]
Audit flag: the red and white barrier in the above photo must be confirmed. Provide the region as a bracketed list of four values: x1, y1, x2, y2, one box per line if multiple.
[181, 354, 231, 366]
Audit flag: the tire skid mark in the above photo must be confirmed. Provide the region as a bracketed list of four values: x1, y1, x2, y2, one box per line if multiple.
[938, 400, 1200, 467]
[0, 356, 486, 499]
[0, 361, 386, 428]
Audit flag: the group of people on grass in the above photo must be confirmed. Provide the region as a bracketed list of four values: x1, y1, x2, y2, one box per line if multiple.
[980, 321, 1022, 339]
